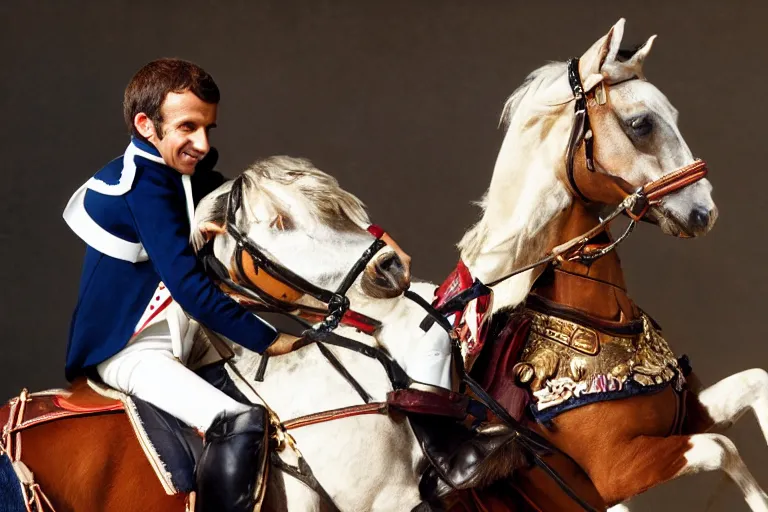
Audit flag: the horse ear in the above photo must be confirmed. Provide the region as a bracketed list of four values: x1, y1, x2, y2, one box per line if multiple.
[579, 18, 625, 89]
[622, 35, 657, 79]
[200, 221, 226, 239]
[192, 221, 226, 251]
[269, 213, 294, 231]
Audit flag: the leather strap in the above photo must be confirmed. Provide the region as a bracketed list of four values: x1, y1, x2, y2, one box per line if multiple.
[643, 160, 708, 202]
[1, 390, 60, 512]
[282, 402, 388, 430]
[270, 452, 341, 512]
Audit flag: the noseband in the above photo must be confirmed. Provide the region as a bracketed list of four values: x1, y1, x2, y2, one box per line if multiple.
[200, 175, 387, 333]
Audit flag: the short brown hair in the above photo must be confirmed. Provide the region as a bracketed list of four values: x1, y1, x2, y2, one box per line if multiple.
[123, 58, 220, 139]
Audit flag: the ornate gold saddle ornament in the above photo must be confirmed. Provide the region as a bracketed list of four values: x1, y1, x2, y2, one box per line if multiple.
[512, 308, 684, 413]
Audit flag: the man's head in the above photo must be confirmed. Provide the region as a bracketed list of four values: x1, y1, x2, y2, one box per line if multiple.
[124, 58, 219, 175]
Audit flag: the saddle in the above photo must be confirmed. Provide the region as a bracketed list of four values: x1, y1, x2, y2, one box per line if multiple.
[0, 374, 222, 498]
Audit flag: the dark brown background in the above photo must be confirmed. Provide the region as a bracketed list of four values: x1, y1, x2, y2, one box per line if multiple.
[1, 1, 765, 510]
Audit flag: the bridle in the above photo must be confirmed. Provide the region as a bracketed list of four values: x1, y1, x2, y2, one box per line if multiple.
[565, 56, 708, 212]
[199, 174, 603, 512]
[565, 57, 597, 203]
[486, 57, 710, 287]
[194, 64, 710, 509]
[200, 175, 387, 334]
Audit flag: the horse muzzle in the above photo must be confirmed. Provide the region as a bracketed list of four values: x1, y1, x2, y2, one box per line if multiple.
[361, 250, 410, 299]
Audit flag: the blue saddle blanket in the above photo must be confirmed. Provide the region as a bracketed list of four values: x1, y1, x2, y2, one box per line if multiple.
[0, 454, 26, 512]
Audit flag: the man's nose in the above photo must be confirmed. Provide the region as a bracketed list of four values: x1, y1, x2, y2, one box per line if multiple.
[190, 129, 210, 154]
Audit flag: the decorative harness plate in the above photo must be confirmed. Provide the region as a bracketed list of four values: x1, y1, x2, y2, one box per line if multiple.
[513, 304, 684, 420]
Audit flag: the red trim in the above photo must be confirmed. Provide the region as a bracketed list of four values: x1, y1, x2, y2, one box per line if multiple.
[340, 310, 381, 334]
[299, 309, 381, 335]
[433, 259, 475, 325]
[133, 295, 173, 335]
[366, 224, 385, 239]
[51, 396, 124, 414]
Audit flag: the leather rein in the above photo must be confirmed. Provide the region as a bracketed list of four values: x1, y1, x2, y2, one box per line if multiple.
[201, 176, 601, 512]
[200, 175, 386, 335]
[487, 57, 709, 287]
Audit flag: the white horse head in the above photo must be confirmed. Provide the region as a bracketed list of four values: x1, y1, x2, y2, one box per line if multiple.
[190, 157, 518, 510]
[459, 18, 717, 312]
[188, 157, 482, 510]
[192, 155, 410, 307]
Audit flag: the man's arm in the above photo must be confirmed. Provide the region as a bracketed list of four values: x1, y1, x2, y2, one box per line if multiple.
[125, 169, 278, 354]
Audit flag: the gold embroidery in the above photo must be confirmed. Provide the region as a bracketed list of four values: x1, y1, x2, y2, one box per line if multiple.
[513, 310, 682, 411]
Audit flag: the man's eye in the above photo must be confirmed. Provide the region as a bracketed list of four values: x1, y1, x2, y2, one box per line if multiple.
[179, 123, 195, 132]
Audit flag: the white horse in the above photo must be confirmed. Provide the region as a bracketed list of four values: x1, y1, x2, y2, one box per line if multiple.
[451, 18, 768, 512]
[192, 156, 517, 511]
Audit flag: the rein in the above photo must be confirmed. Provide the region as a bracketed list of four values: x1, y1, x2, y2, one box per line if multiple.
[206, 176, 600, 512]
[201, 176, 386, 333]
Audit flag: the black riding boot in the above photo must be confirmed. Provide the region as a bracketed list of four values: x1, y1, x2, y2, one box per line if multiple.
[195, 406, 269, 512]
[410, 413, 528, 503]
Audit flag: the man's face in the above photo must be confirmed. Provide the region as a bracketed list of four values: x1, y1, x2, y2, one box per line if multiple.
[137, 90, 218, 175]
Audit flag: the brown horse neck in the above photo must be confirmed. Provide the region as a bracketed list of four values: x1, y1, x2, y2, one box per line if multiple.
[531, 201, 640, 323]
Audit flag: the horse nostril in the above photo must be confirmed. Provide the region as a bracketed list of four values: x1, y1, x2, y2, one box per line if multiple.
[377, 252, 403, 276]
[689, 206, 710, 230]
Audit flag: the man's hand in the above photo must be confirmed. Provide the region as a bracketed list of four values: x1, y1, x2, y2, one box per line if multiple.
[265, 333, 301, 357]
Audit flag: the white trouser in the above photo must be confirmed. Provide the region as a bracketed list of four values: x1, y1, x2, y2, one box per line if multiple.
[96, 321, 250, 432]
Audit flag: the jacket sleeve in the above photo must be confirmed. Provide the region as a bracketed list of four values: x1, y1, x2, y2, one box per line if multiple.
[124, 168, 278, 354]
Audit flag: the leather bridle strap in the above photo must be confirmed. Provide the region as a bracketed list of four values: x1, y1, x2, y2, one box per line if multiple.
[269, 452, 342, 512]
[627, 159, 709, 221]
[564, 57, 709, 218]
[223, 175, 387, 331]
[199, 175, 388, 335]
[281, 402, 388, 430]
[644, 160, 709, 200]
[565, 57, 594, 203]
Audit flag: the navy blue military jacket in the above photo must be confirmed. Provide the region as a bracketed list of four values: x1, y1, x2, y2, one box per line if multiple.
[63, 138, 277, 381]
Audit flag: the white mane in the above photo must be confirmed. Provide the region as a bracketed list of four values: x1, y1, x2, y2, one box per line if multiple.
[192, 156, 376, 293]
[193, 155, 371, 250]
[458, 61, 574, 312]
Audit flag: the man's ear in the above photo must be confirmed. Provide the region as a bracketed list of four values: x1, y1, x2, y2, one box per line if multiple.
[133, 112, 157, 140]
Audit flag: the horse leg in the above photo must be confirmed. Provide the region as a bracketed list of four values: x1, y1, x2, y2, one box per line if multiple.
[687, 369, 768, 441]
[586, 434, 768, 512]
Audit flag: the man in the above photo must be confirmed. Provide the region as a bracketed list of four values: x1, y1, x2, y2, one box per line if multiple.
[62, 58, 295, 512]
[63, 58, 527, 510]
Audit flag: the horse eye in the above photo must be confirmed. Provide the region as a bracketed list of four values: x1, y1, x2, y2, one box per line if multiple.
[628, 115, 653, 137]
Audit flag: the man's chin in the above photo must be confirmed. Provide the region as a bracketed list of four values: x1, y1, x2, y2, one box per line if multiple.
[174, 162, 197, 175]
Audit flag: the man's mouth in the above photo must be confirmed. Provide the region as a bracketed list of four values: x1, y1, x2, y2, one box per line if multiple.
[181, 151, 202, 163]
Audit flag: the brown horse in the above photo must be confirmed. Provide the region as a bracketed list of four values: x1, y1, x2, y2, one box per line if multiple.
[442, 18, 767, 512]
